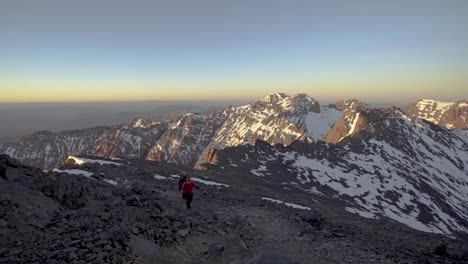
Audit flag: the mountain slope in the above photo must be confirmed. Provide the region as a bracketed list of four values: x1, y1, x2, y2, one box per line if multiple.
[0, 119, 168, 170]
[146, 113, 225, 167]
[80, 118, 167, 160]
[203, 107, 468, 236]
[2, 154, 468, 263]
[0, 126, 110, 169]
[406, 99, 468, 129]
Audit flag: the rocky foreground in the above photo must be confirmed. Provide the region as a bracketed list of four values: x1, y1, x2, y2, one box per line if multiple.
[1, 154, 468, 264]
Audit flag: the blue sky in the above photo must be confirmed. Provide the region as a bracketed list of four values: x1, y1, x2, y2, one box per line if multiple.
[1, 0, 467, 102]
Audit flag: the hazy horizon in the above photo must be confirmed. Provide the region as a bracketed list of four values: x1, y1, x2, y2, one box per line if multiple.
[0, 100, 244, 144]
[0, 92, 464, 106]
[1, 0, 467, 141]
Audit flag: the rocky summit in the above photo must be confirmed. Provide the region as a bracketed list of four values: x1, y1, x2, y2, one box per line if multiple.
[1, 154, 468, 264]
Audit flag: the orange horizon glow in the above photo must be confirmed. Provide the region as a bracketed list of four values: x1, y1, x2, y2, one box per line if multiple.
[2, 70, 467, 103]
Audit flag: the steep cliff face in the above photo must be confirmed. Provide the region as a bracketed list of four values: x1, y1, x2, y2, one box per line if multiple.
[81, 119, 168, 160]
[406, 99, 468, 129]
[315, 99, 369, 144]
[322, 111, 367, 144]
[146, 113, 225, 167]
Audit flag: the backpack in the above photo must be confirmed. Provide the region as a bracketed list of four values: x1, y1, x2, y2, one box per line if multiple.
[178, 175, 187, 190]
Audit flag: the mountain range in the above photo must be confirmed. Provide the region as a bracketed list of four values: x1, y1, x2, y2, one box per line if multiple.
[0, 94, 364, 168]
[1, 93, 467, 239]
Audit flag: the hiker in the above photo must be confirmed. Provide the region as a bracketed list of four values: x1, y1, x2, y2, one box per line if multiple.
[181, 176, 199, 209]
[178, 173, 187, 191]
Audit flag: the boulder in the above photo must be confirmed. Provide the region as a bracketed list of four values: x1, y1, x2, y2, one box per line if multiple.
[220, 239, 250, 263]
[129, 235, 158, 257]
[245, 252, 294, 264]
[4, 167, 25, 181]
[176, 228, 189, 238]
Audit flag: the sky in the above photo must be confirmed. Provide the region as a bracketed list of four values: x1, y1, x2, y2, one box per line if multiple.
[1, 0, 468, 103]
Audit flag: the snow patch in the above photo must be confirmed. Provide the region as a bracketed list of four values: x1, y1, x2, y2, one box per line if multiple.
[345, 207, 377, 219]
[154, 174, 169, 180]
[67, 156, 122, 166]
[338, 112, 360, 142]
[53, 169, 93, 178]
[104, 179, 118, 185]
[250, 165, 267, 177]
[262, 197, 311, 210]
[192, 177, 229, 187]
[305, 106, 342, 141]
[417, 99, 454, 111]
[166, 174, 229, 187]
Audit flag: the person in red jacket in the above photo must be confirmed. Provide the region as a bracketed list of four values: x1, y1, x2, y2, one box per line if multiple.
[181, 176, 199, 209]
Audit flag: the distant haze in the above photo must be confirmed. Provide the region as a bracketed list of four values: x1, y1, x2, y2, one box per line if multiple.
[2, 0, 466, 140]
[0, 100, 247, 144]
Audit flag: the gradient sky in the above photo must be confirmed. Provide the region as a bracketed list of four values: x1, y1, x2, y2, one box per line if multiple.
[1, 0, 468, 103]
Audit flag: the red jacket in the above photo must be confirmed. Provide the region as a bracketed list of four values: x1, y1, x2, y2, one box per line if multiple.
[182, 180, 199, 194]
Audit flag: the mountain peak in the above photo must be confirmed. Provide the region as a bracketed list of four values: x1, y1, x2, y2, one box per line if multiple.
[416, 99, 454, 109]
[334, 99, 368, 112]
[262, 92, 289, 102]
[125, 118, 160, 129]
[252, 93, 319, 114]
[407, 99, 468, 129]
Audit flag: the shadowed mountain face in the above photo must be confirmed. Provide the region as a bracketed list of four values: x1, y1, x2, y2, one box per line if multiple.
[1, 155, 468, 263]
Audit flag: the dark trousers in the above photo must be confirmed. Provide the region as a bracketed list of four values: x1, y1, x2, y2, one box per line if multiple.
[182, 193, 193, 209]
